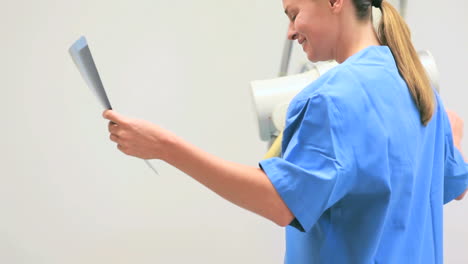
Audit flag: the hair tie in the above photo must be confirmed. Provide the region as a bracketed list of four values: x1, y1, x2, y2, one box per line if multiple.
[372, 0, 383, 8]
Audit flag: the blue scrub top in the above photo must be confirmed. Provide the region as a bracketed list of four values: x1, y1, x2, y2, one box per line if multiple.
[259, 46, 468, 264]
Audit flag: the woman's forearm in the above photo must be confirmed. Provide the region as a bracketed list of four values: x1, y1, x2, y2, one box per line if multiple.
[102, 110, 294, 225]
[455, 145, 468, 200]
[162, 134, 294, 227]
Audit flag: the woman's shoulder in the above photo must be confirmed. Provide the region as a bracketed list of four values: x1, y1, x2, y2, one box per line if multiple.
[291, 47, 402, 114]
[290, 62, 363, 112]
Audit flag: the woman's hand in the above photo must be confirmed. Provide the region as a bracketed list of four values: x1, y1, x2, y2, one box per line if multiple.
[102, 110, 174, 160]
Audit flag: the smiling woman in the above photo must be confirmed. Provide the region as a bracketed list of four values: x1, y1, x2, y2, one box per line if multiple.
[1, 0, 467, 262]
[101, 0, 468, 263]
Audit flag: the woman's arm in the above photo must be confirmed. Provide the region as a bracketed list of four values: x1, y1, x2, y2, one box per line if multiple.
[446, 109, 467, 201]
[103, 110, 294, 226]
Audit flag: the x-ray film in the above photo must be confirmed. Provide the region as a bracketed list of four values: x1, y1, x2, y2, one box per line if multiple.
[68, 36, 159, 176]
[69, 36, 112, 110]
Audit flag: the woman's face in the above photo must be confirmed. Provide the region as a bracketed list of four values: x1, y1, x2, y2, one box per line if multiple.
[283, 0, 337, 62]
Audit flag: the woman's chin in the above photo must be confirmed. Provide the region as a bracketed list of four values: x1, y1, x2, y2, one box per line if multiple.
[307, 51, 330, 63]
[307, 53, 319, 63]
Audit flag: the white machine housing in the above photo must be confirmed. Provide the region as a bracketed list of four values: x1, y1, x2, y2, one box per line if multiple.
[251, 50, 440, 142]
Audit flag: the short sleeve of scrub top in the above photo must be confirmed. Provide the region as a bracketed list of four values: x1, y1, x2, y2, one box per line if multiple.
[259, 92, 354, 232]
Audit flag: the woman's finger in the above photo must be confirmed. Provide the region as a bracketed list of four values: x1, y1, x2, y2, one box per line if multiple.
[108, 121, 119, 133]
[103, 110, 126, 125]
[117, 144, 128, 154]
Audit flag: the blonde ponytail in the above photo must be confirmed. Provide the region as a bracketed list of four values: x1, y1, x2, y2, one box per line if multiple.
[377, 1, 435, 125]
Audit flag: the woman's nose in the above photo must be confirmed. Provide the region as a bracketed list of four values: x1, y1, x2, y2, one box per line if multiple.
[287, 25, 298, 40]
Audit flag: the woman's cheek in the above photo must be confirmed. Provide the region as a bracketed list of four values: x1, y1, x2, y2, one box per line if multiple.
[295, 20, 307, 34]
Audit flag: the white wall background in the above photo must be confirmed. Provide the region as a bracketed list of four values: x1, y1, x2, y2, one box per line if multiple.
[0, 0, 466, 263]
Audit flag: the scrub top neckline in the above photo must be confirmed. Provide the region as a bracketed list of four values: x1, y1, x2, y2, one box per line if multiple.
[341, 45, 391, 65]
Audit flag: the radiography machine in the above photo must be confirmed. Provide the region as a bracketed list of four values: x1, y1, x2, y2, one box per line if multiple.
[250, 0, 441, 158]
